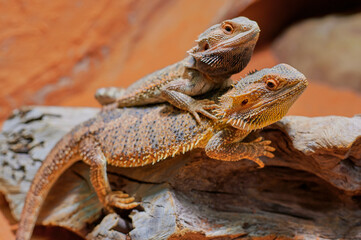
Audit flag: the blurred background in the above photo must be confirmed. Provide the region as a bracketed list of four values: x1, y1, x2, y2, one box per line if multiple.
[0, 0, 361, 239]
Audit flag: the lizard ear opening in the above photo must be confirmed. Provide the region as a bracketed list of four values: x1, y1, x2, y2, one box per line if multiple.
[203, 43, 210, 51]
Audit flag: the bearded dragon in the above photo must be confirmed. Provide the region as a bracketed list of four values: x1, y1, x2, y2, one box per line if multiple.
[95, 16, 260, 123]
[16, 64, 307, 240]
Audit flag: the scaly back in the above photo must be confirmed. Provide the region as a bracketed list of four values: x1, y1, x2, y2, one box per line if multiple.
[92, 104, 214, 167]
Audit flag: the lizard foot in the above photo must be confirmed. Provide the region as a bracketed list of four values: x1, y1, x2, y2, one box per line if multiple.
[105, 191, 139, 211]
[248, 137, 276, 168]
[190, 99, 219, 124]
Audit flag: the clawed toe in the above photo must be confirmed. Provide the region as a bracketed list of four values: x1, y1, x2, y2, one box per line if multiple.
[252, 137, 263, 143]
[105, 191, 138, 210]
[112, 201, 139, 210]
[197, 99, 215, 105]
[260, 140, 272, 145]
[251, 157, 265, 168]
[203, 104, 219, 110]
[264, 145, 275, 152]
[264, 151, 275, 158]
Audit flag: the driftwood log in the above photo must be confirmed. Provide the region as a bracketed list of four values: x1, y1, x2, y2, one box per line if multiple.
[0, 106, 361, 239]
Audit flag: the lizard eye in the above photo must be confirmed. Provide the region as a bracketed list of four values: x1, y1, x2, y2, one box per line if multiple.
[265, 79, 278, 90]
[241, 99, 248, 105]
[222, 23, 233, 34]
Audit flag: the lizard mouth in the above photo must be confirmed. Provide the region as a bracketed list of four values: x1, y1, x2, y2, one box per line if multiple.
[211, 28, 260, 50]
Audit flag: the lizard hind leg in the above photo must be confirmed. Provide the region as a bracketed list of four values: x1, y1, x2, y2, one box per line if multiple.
[79, 139, 139, 212]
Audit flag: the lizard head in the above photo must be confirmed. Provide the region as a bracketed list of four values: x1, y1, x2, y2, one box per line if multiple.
[215, 64, 308, 130]
[187, 16, 260, 79]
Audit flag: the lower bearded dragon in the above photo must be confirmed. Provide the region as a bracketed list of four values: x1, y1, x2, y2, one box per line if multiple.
[16, 63, 307, 240]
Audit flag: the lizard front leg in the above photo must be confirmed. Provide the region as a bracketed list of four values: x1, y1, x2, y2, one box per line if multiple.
[161, 78, 219, 123]
[79, 139, 138, 211]
[205, 127, 275, 168]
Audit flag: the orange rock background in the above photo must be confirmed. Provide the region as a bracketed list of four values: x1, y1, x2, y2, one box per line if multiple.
[1, 0, 360, 239]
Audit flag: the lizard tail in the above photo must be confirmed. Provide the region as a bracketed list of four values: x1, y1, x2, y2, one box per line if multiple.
[16, 131, 82, 240]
